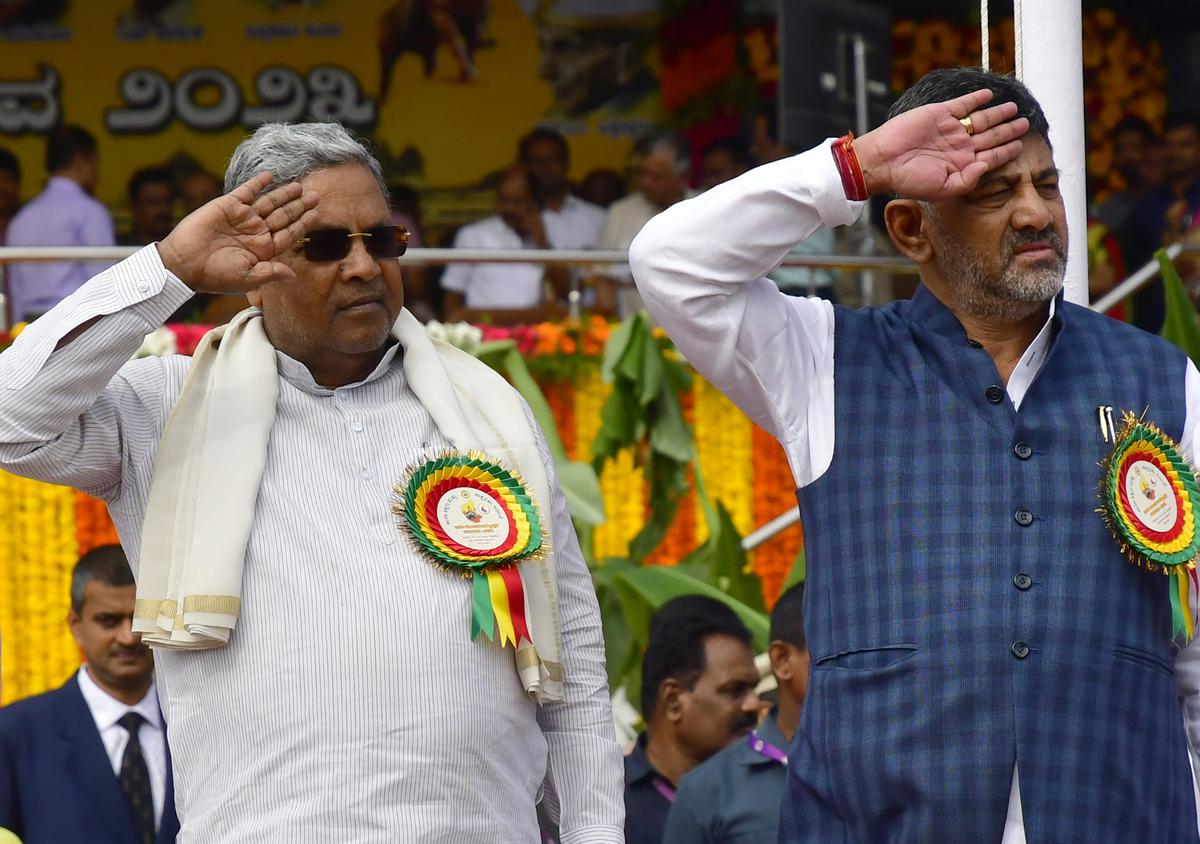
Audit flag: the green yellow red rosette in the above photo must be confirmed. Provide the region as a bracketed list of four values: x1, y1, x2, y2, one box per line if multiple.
[1098, 411, 1200, 638]
[392, 451, 545, 647]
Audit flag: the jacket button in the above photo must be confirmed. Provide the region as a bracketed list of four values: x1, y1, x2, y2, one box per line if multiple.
[1011, 641, 1030, 659]
[1013, 442, 1033, 460]
[1013, 573, 1032, 590]
[986, 385, 1004, 404]
[1014, 509, 1034, 526]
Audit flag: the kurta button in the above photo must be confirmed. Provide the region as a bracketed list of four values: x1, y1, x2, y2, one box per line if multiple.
[1013, 442, 1032, 459]
[1014, 509, 1033, 526]
[986, 385, 1004, 403]
[1011, 641, 1030, 659]
[1013, 573, 1032, 590]
[351, 420, 363, 432]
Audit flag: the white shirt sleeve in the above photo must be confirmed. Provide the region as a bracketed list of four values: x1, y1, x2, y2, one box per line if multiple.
[0, 245, 193, 498]
[1174, 359, 1200, 832]
[628, 141, 863, 486]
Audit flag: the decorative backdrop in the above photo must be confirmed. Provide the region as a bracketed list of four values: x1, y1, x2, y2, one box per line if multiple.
[0, 319, 801, 705]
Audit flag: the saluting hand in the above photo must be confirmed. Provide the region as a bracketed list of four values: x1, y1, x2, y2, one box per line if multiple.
[156, 172, 320, 293]
[854, 89, 1031, 201]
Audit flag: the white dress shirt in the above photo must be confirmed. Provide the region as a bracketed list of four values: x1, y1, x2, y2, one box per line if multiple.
[0, 246, 623, 843]
[442, 215, 548, 309]
[76, 666, 167, 828]
[542, 194, 605, 250]
[629, 140, 1200, 842]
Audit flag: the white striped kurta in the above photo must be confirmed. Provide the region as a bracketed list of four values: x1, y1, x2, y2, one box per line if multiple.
[0, 246, 625, 843]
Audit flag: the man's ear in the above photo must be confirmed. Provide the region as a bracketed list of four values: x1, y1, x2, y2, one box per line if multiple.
[67, 608, 82, 645]
[768, 640, 793, 682]
[660, 679, 686, 724]
[884, 199, 935, 264]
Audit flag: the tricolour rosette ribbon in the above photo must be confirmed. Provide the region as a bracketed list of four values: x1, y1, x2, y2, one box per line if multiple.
[1098, 411, 1200, 639]
[392, 451, 545, 647]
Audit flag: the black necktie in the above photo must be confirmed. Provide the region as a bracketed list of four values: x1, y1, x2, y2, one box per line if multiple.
[117, 712, 156, 844]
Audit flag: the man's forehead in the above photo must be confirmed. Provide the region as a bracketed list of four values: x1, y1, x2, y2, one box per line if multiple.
[302, 169, 390, 227]
[980, 136, 1057, 182]
[84, 581, 135, 610]
[700, 633, 755, 673]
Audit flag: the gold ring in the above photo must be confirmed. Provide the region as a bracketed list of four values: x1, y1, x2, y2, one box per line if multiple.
[960, 115, 975, 135]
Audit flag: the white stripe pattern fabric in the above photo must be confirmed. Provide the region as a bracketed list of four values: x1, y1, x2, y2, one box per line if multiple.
[0, 246, 625, 843]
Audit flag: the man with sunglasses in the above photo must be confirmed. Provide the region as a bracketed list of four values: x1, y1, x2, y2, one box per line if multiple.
[0, 122, 623, 842]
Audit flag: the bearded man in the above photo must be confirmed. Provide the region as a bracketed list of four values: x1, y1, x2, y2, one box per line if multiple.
[630, 67, 1200, 842]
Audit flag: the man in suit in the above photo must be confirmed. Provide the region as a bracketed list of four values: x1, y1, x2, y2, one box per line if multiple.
[0, 545, 178, 844]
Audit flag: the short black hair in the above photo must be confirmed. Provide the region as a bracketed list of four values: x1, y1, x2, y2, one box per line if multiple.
[46, 124, 98, 174]
[889, 68, 1051, 147]
[1164, 112, 1200, 137]
[702, 137, 751, 169]
[1112, 116, 1156, 144]
[127, 166, 174, 203]
[518, 126, 570, 163]
[640, 595, 752, 718]
[769, 583, 806, 650]
[70, 545, 134, 612]
[0, 147, 19, 179]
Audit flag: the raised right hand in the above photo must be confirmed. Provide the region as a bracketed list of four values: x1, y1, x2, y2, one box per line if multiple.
[854, 89, 1030, 201]
[157, 172, 319, 293]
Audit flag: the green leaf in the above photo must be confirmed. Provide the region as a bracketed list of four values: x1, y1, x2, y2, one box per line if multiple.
[601, 316, 638, 383]
[648, 383, 695, 463]
[678, 501, 764, 613]
[592, 389, 639, 468]
[1158, 249, 1200, 367]
[638, 338, 665, 407]
[616, 565, 770, 650]
[615, 317, 648, 384]
[555, 460, 606, 526]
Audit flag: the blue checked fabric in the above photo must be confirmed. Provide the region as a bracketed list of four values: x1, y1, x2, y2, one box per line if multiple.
[780, 288, 1199, 843]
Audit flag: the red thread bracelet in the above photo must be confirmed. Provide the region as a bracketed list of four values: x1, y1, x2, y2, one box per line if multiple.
[831, 132, 869, 201]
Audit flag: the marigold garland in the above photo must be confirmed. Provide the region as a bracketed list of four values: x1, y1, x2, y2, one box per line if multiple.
[751, 424, 804, 608]
[692, 378, 754, 543]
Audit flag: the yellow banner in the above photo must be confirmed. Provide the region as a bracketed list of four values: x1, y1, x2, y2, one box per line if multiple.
[0, 0, 662, 214]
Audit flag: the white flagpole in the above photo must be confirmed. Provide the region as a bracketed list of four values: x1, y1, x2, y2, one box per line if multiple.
[1015, 0, 1088, 306]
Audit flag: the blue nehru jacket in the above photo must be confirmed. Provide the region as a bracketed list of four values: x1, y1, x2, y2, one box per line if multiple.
[779, 287, 1199, 842]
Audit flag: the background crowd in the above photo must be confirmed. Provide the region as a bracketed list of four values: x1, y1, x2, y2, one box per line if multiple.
[4, 106, 1199, 336]
[0, 112, 843, 332]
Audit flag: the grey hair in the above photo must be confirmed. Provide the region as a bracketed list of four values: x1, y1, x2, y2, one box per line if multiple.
[634, 131, 691, 178]
[223, 122, 388, 198]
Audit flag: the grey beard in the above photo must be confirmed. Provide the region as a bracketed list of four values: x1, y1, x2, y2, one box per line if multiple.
[938, 236, 1065, 323]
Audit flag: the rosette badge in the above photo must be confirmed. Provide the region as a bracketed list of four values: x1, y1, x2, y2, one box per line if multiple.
[1099, 411, 1200, 638]
[393, 451, 545, 646]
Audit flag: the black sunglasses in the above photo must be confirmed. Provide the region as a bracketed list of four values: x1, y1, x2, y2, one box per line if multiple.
[295, 225, 409, 262]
